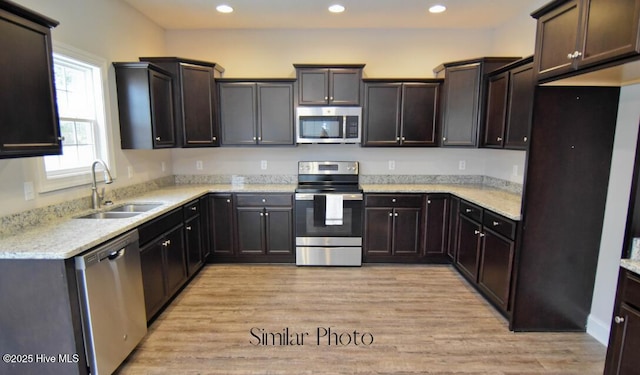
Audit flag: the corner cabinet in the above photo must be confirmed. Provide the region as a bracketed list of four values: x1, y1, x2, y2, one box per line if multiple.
[362, 80, 442, 147]
[482, 57, 534, 150]
[294, 64, 364, 106]
[604, 268, 640, 374]
[218, 79, 295, 146]
[532, 0, 640, 82]
[114, 62, 176, 149]
[207, 194, 235, 260]
[434, 57, 519, 147]
[0, 1, 61, 158]
[139, 57, 225, 147]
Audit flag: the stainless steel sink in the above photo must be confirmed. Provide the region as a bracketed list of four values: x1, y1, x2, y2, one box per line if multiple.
[75, 202, 163, 219]
[108, 203, 162, 213]
[76, 211, 142, 219]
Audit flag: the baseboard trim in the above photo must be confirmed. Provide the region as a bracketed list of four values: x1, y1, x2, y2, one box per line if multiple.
[587, 314, 611, 346]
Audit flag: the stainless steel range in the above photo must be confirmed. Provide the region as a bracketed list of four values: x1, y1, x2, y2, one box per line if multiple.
[295, 161, 363, 266]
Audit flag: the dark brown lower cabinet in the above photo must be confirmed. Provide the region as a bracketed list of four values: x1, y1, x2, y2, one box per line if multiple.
[605, 269, 640, 375]
[456, 215, 482, 281]
[184, 200, 204, 277]
[208, 194, 235, 260]
[364, 194, 424, 262]
[234, 194, 294, 262]
[447, 196, 460, 261]
[477, 229, 515, 312]
[424, 194, 449, 261]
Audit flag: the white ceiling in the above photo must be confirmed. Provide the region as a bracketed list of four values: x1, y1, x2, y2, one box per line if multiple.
[121, 0, 547, 30]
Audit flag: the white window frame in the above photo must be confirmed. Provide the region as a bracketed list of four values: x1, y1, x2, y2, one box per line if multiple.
[36, 42, 116, 193]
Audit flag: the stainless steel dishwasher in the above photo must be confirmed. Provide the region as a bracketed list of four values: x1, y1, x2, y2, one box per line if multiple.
[75, 230, 147, 375]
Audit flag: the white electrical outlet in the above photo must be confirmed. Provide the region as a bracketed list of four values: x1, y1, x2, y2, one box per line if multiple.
[161, 161, 166, 172]
[23, 181, 35, 201]
[458, 160, 466, 170]
[388, 160, 395, 170]
[512, 165, 518, 176]
[127, 166, 134, 178]
[261, 160, 268, 170]
[196, 160, 203, 170]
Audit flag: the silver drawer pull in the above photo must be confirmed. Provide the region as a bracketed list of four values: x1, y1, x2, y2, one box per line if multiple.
[492, 221, 500, 226]
[186, 226, 192, 231]
[465, 208, 472, 213]
[615, 316, 625, 324]
[474, 230, 480, 235]
[190, 206, 197, 211]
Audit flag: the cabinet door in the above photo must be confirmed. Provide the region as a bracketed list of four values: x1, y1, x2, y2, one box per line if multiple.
[363, 83, 401, 146]
[0, 12, 61, 158]
[364, 208, 394, 256]
[425, 195, 449, 256]
[181, 64, 217, 146]
[219, 82, 257, 145]
[298, 69, 328, 105]
[447, 196, 460, 261]
[578, 0, 640, 69]
[329, 68, 361, 105]
[185, 214, 203, 277]
[534, 0, 580, 80]
[164, 225, 187, 296]
[478, 229, 515, 312]
[257, 82, 294, 145]
[605, 304, 640, 375]
[456, 215, 482, 282]
[265, 208, 293, 254]
[149, 70, 176, 148]
[236, 207, 265, 254]
[483, 72, 509, 148]
[504, 63, 534, 150]
[140, 241, 166, 320]
[401, 83, 439, 146]
[209, 195, 235, 256]
[441, 63, 481, 147]
[393, 207, 423, 256]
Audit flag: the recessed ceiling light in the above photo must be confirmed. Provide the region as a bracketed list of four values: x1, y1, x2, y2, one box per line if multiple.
[429, 4, 447, 13]
[216, 4, 233, 13]
[328, 4, 345, 13]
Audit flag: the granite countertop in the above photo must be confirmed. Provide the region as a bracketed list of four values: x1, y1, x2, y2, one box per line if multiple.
[362, 184, 522, 220]
[621, 259, 640, 275]
[0, 182, 520, 260]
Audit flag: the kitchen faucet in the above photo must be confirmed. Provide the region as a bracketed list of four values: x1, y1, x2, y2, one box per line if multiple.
[91, 159, 113, 209]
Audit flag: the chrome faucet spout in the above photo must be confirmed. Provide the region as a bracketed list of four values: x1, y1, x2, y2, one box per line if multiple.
[91, 160, 113, 209]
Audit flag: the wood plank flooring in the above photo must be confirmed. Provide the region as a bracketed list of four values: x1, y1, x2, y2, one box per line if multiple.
[116, 264, 606, 375]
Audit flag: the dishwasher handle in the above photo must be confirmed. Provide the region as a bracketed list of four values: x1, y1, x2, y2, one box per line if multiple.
[102, 248, 126, 262]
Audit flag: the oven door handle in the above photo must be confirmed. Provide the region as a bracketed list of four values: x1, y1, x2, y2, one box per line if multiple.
[295, 193, 363, 201]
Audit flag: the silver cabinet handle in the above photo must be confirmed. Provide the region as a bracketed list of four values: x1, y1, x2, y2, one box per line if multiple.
[493, 221, 500, 226]
[394, 213, 398, 217]
[567, 52, 574, 60]
[226, 199, 231, 203]
[574, 51, 583, 58]
[396, 137, 400, 141]
[156, 137, 161, 141]
[466, 208, 472, 213]
[324, 96, 328, 100]
[401, 136, 406, 141]
[389, 212, 393, 217]
[330, 97, 334, 100]
[615, 316, 625, 324]
[58, 136, 65, 141]
[191, 206, 197, 211]
[212, 136, 217, 141]
[392, 198, 396, 203]
[258, 137, 262, 141]
[265, 212, 269, 216]
[186, 226, 192, 231]
[442, 137, 447, 141]
[523, 136, 528, 142]
[427, 200, 431, 204]
[497, 137, 502, 142]
[253, 136, 257, 141]
[262, 198, 266, 203]
[474, 230, 480, 235]
[260, 212, 264, 217]
[480, 233, 485, 237]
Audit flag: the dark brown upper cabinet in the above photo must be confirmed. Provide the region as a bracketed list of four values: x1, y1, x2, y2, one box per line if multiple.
[114, 62, 176, 149]
[218, 79, 295, 146]
[139, 57, 224, 148]
[434, 57, 520, 148]
[0, 1, 61, 159]
[483, 57, 534, 150]
[532, 0, 640, 82]
[294, 64, 364, 106]
[362, 80, 442, 147]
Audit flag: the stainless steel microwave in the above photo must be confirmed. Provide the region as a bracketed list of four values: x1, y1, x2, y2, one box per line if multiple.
[296, 106, 362, 144]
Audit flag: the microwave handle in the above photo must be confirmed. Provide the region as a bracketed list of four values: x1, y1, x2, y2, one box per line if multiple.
[342, 115, 347, 141]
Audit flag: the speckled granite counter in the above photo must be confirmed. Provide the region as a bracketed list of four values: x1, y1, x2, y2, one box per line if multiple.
[362, 184, 522, 220]
[0, 182, 520, 260]
[0, 184, 295, 260]
[621, 259, 640, 275]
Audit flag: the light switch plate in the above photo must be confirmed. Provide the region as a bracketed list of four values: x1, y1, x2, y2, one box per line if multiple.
[388, 160, 395, 170]
[261, 160, 268, 170]
[458, 160, 466, 170]
[196, 160, 203, 170]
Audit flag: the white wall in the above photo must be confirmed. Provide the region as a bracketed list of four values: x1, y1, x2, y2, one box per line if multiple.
[0, 0, 169, 217]
[587, 84, 640, 344]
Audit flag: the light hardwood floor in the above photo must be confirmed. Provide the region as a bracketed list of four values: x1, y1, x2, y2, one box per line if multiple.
[117, 264, 606, 375]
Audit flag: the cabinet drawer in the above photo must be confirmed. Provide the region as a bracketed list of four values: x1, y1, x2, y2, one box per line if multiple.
[459, 200, 483, 222]
[622, 271, 640, 310]
[236, 194, 292, 207]
[365, 194, 424, 208]
[483, 210, 516, 240]
[138, 208, 183, 246]
[183, 199, 200, 219]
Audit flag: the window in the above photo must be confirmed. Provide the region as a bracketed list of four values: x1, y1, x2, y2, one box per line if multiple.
[37, 44, 114, 192]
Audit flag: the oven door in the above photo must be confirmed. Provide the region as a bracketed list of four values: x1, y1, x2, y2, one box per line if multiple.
[294, 193, 363, 242]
